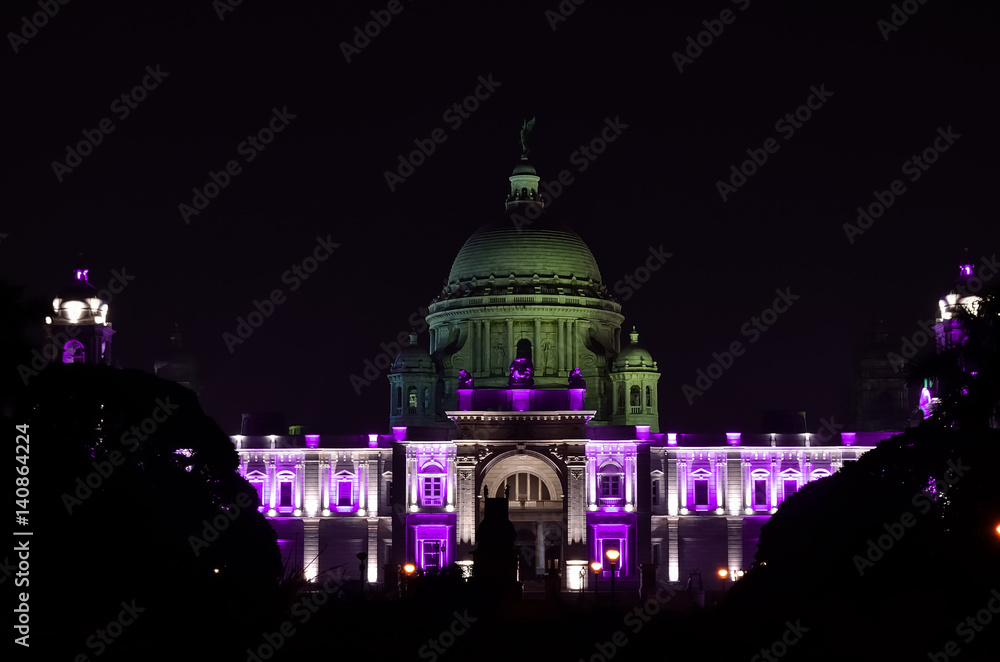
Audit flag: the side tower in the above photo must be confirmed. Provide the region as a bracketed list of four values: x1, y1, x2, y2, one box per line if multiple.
[609, 327, 661, 432]
[388, 331, 439, 427]
[44, 266, 115, 366]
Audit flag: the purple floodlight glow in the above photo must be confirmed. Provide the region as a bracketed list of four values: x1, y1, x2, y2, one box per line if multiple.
[367, 433, 378, 448]
[918, 387, 933, 418]
[667, 433, 677, 446]
[457, 388, 473, 410]
[635, 425, 651, 440]
[841, 432, 856, 446]
[75, 269, 89, 281]
[392, 426, 407, 441]
[510, 389, 530, 411]
[960, 264, 973, 276]
[726, 432, 741, 446]
[305, 434, 320, 448]
[569, 388, 585, 410]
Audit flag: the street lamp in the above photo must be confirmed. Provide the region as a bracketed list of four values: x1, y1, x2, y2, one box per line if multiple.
[606, 549, 620, 598]
[717, 568, 728, 593]
[591, 562, 602, 596]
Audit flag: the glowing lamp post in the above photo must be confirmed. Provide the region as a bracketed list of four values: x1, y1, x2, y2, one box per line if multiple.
[717, 568, 728, 593]
[606, 549, 620, 598]
[402, 563, 416, 596]
[591, 562, 602, 596]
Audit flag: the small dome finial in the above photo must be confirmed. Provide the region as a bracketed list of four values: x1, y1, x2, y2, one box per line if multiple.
[630, 326, 639, 344]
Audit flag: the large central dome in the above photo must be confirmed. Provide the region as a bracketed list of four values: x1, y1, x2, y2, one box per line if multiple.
[448, 221, 603, 285]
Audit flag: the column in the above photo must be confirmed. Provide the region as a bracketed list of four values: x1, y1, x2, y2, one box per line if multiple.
[303, 519, 320, 582]
[536, 522, 545, 575]
[726, 517, 742, 577]
[667, 517, 679, 582]
[469, 320, 477, 376]
[558, 319, 565, 375]
[269, 456, 277, 510]
[483, 320, 491, 375]
[625, 455, 632, 505]
[506, 318, 514, 367]
[533, 317, 541, 368]
[367, 517, 379, 584]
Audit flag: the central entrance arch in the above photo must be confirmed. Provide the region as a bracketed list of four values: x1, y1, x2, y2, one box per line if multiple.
[478, 450, 565, 580]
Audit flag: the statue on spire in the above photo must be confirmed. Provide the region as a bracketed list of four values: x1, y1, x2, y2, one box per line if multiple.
[520, 117, 535, 158]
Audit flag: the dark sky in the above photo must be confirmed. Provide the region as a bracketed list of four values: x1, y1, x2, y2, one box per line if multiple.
[2, 0, 996, 434]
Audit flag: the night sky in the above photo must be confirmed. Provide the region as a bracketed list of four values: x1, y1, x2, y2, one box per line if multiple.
[2, 0, 996, 435]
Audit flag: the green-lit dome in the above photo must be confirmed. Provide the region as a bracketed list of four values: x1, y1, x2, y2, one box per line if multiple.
[448, 222, 603, 285]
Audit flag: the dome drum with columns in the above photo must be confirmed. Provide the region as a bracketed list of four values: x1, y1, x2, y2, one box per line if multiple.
[410, 139, 659, 430]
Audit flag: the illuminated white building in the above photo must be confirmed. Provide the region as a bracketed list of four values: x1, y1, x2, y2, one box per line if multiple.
[227, 149, 891, 591]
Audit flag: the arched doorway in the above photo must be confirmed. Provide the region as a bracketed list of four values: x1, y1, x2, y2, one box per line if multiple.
[478, 451, 564, 581]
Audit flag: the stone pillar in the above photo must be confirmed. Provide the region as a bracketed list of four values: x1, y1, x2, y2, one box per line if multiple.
[727, 517, 742, 576]
[558, 319, 565, 375]
[567, 466, 586, 544]
[482, 320, 490, 375]
[506, 318, 514, 368]
[367, 517, 379, 584]
[533, 317, 541, 367]
[536, 521, 545, 576]
[667, 516, 679, 582]
[303, 518, 320, 582]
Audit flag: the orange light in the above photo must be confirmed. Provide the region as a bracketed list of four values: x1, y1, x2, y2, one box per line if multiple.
[591, 562, 603, 573]
[718, 569, 728, 579]
[605, 549, 620, 563]
[995, 523, 1000, 536]
[403, 563, 416, 574]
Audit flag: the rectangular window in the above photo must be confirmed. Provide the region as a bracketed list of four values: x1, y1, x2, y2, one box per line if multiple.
[251, 481, 264, 507]
[652, 543, 661, 566]
[279, 481, 293, 508]
[651, 480, 659, 506]
[386, 480, 393, 506]
[338, 481, 352, 506]
[423, 476, 443, 506]
[694, 479, 709, 506]
[783, 479, 798, 500]
[600, 476, 620, 498]
[754, 479, 767, 507]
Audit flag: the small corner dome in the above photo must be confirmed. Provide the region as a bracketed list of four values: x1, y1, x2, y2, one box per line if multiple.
[614, 326, 656, 370]
[390, 333, 433, 372]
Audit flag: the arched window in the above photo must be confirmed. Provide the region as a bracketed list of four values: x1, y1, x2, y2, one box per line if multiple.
[423, 387, 430, 413]
[62, 339, 85, 364]
[395, 387, 402, 413]
[407, 386, 418, 414]
[500, 472, 552, 501]
[516, 338, 532, 361]
[599, 463, 623, 500]
[617, 384, 625, 412]
[645, 386, 652, 407]
[630, 385, 641, 406]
